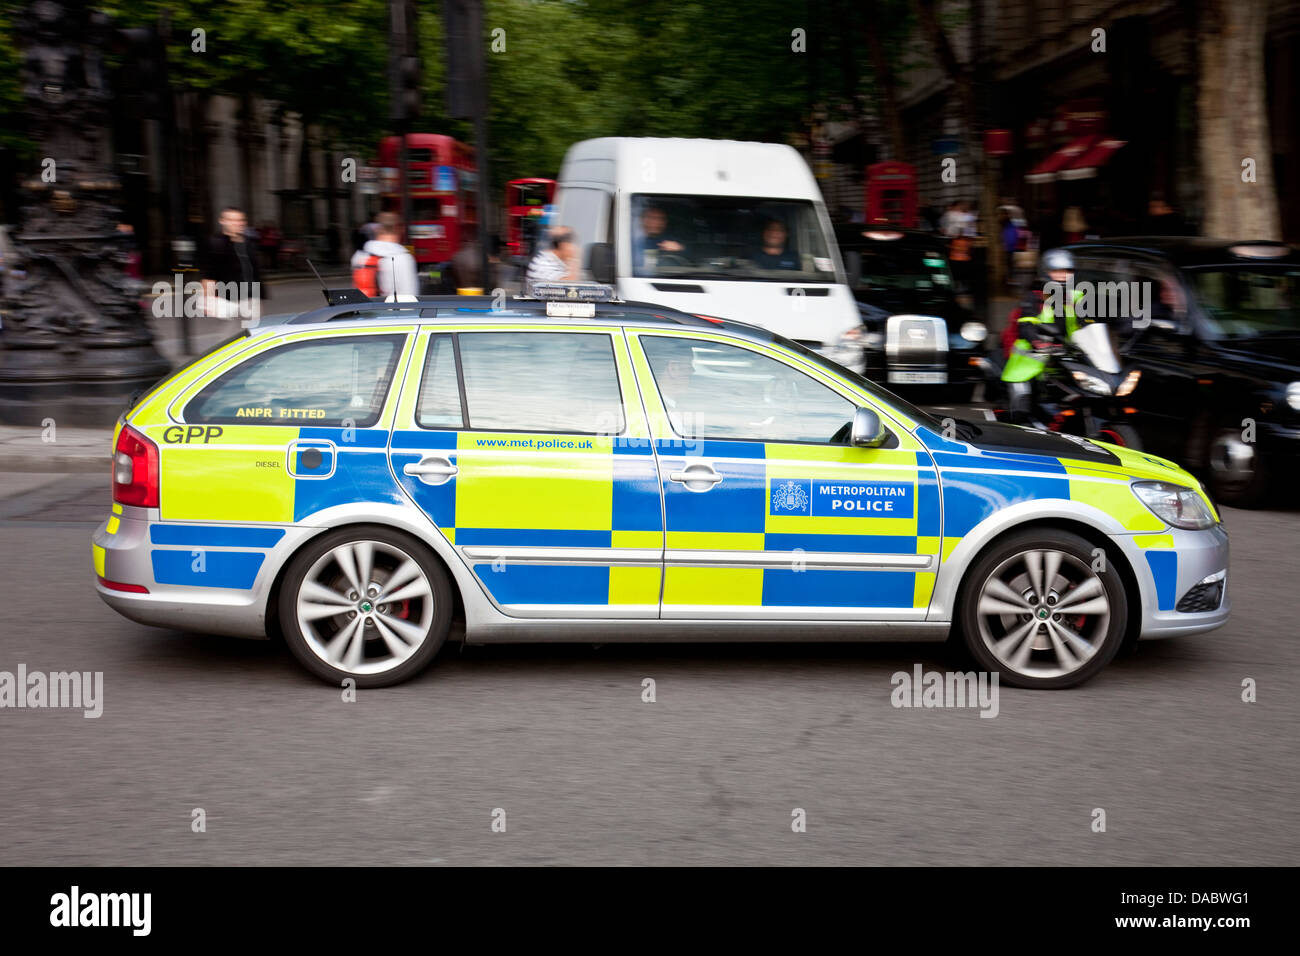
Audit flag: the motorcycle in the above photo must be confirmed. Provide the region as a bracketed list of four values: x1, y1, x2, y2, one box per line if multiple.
[977, 322, 1144, 449]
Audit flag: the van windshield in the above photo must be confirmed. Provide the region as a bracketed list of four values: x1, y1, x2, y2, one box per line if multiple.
[630, 194, 838, 283]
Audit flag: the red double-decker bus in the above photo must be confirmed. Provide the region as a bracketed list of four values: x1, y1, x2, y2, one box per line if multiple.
[377, 133, 478, 268]
[504, 177, 555, 260]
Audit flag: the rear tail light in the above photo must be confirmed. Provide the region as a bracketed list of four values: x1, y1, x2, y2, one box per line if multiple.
[113, 424, 159, 508]
[97, 576, 149, 593]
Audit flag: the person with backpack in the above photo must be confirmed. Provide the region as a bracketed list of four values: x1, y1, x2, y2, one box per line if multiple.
[350, 220, 419, 299]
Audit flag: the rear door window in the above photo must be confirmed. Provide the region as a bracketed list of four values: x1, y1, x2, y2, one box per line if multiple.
[186, 334, 406, 426]
[456, 331, 625, 434]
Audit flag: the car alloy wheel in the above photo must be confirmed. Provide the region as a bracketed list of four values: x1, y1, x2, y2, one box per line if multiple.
[959, 530, 1127, 689]
[976, 549, 1109, 681]
[280, 527, 452, 686]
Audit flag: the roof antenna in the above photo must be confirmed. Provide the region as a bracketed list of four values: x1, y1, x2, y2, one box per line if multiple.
[306, 259, 329, 303]
[309, 257, 371, 307]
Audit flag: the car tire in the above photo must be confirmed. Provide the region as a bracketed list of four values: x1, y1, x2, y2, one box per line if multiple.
[1205, 424, 1270, 508]
[1095, 423, 1142, 450]
[278, 525, 453, 687]
[957, 529, 1128, 689]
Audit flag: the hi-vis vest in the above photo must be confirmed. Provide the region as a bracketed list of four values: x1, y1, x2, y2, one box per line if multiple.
[1001, 287, 1086, 383]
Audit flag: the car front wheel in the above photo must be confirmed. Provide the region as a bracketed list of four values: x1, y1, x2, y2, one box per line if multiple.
[278, 526, 453, 687]
[957, 530, 1128, 689]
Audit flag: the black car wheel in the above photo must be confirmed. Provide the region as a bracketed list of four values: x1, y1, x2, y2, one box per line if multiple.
[1095, 423, 1142, 450]
[1205, 425, 1270, 507]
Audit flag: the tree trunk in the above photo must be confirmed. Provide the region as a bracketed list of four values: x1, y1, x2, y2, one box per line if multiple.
[1198, 0, 1280, 238]
[866, 0, 906, 161]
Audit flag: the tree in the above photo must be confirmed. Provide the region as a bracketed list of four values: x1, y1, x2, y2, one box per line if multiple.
[1196, 0, 1280, 238]
[915, 0, 1001, 289]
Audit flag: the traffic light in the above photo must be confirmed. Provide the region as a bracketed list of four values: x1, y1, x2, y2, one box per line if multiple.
[392, 54, 421, 123]
[442, 0, 484, 120]
[388, 0, 422, 123]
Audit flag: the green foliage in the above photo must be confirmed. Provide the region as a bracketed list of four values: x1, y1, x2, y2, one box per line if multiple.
[0, 0, 921, 191]
[0, 4, 24, 151]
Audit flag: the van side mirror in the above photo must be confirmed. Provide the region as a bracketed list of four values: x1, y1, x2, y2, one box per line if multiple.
[850, 407, 886, 447]
[587, 242, 615, 284]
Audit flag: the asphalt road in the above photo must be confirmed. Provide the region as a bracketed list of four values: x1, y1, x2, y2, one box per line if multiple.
[1, 471, 1296, 866]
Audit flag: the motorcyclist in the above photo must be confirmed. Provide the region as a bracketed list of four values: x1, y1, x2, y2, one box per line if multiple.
[1000, 248, 1093, 421]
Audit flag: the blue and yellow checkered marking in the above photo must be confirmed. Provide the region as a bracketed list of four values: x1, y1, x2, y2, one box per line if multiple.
[654, 439, 936, 610]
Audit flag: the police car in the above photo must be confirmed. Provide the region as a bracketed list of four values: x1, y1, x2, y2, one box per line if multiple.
[93, 284, 1229, 689]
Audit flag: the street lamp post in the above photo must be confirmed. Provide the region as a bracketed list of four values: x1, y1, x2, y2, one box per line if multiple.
[0, 0, 170, 427]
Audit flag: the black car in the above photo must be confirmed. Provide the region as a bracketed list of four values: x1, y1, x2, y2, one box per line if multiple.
[835, 225, 987, 401]
[1066, 237, 1300, 506]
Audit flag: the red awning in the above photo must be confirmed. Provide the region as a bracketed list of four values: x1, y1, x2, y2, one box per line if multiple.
[1058, 137, 1127, 180]
[1024, 135, 1099, 184]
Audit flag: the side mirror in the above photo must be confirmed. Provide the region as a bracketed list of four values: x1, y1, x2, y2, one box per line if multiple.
[850, 407, 887, 447]
[587, 242, 615, 284]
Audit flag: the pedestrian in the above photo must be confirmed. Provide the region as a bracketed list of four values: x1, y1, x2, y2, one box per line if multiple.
[1062, 206, 1088, 243]
[938, 201, 961, 237]
[351, 219, 419, 299]
[1144, 196, 1188, 236]
[1000, 209, 1020, 290]
[526, 226, 580, 292]
[445, 240, 490, 294]
[202, 206, 265, 316]
[259, 221, 281, 271]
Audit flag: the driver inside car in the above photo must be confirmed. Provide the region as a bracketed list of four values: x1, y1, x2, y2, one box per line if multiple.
[634, 204, 688, 272]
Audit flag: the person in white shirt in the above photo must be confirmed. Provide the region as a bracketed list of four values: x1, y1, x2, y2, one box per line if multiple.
[351, 222, 420, 299]
[526, 227, 579, 292]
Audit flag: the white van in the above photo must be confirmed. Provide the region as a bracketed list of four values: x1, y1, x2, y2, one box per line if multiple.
[553, 137, 865, 369]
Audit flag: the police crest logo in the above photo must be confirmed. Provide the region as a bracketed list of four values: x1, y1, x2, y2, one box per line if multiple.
[772, 479, 809, 514]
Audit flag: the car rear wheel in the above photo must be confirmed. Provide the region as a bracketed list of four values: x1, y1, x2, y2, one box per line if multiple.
[279, 526, 452, 687]
[958, 530, 1127, 689]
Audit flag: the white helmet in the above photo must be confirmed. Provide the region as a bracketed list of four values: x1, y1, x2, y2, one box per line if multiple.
[1042, 248, 1075, 272]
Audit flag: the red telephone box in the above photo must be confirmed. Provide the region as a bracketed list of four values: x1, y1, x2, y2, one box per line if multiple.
[864, 161, 917, 229]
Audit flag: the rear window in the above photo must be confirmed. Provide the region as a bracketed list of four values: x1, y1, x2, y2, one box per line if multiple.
[185, 334, 405, 426]
[125, 332, 249, 417]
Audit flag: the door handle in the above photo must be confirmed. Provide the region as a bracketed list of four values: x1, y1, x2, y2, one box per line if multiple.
[669, 462, 723, 492]
[404, 456, 458, 486]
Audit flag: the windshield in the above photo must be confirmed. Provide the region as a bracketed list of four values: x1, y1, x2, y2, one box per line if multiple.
[849, 242, 955, 303]
[511, 183, 550, 207]
[630, 194, 837, 283]
[778, 335, 946, 433]
[1187, 266, 1300, 338]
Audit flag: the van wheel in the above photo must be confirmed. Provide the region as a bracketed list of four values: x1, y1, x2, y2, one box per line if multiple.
[957, 530, 1127, 689]
[279, 526, 452, 687]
